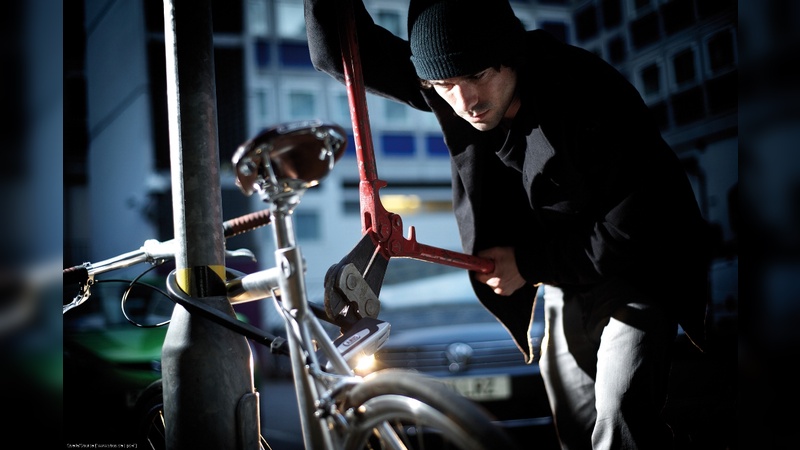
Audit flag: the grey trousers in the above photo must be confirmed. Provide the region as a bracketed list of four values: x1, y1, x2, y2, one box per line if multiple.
[539, 280, 678, 450]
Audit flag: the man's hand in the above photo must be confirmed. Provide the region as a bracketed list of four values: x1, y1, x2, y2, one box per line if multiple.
[474, 246, 526, 296]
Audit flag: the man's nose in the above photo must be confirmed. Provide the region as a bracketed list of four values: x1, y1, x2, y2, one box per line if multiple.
[453, 84, 478, 111]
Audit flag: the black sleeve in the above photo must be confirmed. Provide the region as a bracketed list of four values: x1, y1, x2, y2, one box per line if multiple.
[304, 0, 430, 110]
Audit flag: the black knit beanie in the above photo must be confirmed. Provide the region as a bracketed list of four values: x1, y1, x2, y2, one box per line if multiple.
[408, 0, 525, 80]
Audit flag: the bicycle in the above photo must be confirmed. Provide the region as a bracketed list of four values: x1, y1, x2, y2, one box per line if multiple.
[64, 120, 520, 450]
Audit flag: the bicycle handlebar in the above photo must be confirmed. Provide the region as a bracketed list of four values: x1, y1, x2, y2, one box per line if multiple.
[222, 209, 271, 238]
[63, 210, 271, 313]
[63, 264, 89, 286]
[64, 210, 271, 280]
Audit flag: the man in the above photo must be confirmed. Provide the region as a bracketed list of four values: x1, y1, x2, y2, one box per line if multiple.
[305, 1, 711, 448]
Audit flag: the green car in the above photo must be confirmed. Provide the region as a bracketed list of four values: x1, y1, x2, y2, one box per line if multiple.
[64, 278, 170, 443]
[63, 278, 261, 444]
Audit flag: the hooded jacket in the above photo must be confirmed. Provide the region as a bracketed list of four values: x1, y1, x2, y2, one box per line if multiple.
[305, 0, 711, 361]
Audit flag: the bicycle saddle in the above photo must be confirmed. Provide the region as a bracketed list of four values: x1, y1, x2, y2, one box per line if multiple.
[233, 120, 347, 198]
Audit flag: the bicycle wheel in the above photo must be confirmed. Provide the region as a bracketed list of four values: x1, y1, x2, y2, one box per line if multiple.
[340, 369, 520, 450]
[132, 379, 272, 450]
[133, 379, 166, 450]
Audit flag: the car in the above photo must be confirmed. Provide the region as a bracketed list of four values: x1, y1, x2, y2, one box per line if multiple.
[64, 278, 171, 443]
[355, 271, 559, 448]
[63, 276, 263, 444]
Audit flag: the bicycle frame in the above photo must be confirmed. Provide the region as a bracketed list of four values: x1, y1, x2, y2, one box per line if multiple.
[222, 119, 397, 449]
[64, 122, 395, 449]
[222, 207, 386, 449]
[216, 114, 517, 450]
[64, 120, 519, 450]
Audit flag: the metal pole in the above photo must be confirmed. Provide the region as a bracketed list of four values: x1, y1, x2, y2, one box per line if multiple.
[160, 0, 259, 448]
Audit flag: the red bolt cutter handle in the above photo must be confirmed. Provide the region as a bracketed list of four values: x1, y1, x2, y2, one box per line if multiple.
[336, 0, 493, 274]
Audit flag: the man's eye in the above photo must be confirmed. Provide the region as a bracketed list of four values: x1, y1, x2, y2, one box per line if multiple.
[468, 71, 485, 80]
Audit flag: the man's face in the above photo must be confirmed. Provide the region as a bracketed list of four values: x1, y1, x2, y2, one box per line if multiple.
[428, 66, 520, 131]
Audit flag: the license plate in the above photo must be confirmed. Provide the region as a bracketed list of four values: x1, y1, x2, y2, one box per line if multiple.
[441, 375, 511, 401]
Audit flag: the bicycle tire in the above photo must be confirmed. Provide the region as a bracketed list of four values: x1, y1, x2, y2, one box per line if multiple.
[132, 379, 167, 450]
[131, 379, 272, 450]
[339, 369, 521, 450]
[132, 372, 519, 450]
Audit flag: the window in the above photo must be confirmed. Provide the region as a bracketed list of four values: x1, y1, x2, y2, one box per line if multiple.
[697, 0, 735, 19]
[574, 5, 599, 42]
[278, 42, 313, 67]
[706, 71, 737, 114]
[255, 89, 270, 122]
[276, 0, 305, 39]
[706, 28, 736, 75]
[672, 47, 697, 87]
[329, 91, 357, 156]
[288, 92, 316, 119]
[632, 0, 654, 14]
[250, 86, 275, 131]
[381, 133, 415, 156]
[649, 100, 669, 131]
[247, 0, 269, 36]
[383, 99, 408, 124]
[601, 0, 623, 29]
[294, 210, 321, 240]
[630, 12, 660, 49]
[254, 38, 270, 69]
[640, 63, 662, 97]
[661, 0, 696, 35]
[426, 134, 449, 157]
[671, 86, 704, 125]
[344, 132, 356, 157]
[330, 91, 351, 125]
[607, 35, 626, 64]
[280, 81, 322, 120]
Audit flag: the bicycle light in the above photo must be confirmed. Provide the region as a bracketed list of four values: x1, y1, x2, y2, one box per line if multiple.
[323, 316, 390, 373]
